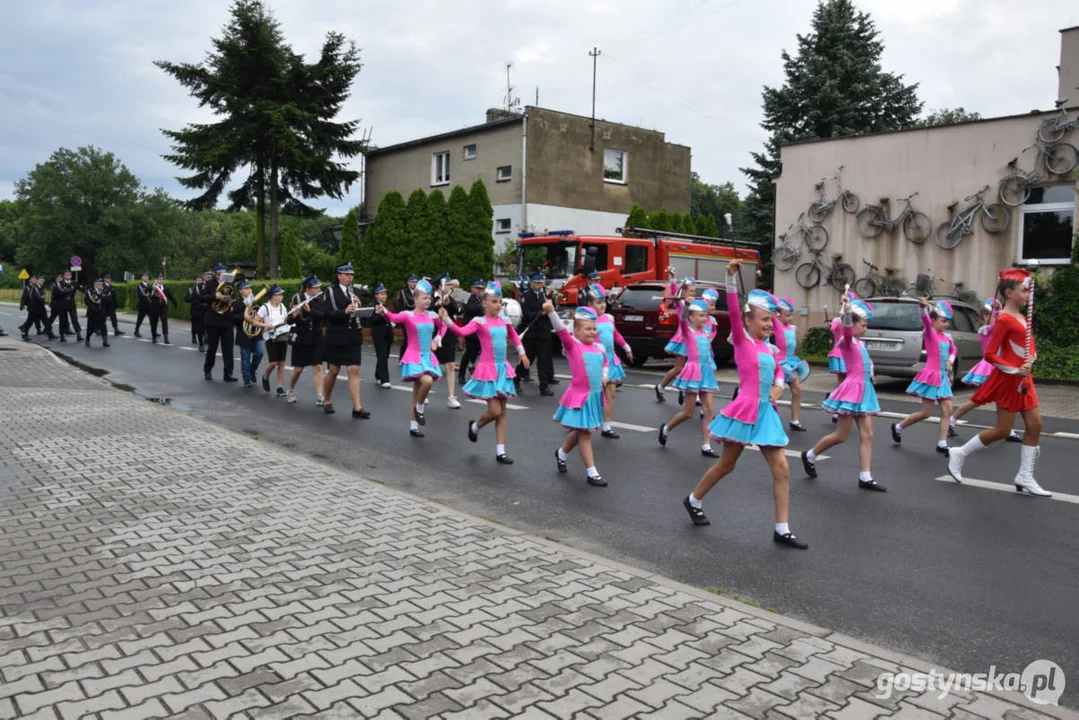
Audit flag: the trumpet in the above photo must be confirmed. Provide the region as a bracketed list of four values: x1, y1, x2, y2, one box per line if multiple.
[241, 286, 269, 338]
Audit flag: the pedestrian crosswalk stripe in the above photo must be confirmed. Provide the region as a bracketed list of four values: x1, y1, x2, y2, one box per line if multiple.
[933, 476, 1078, 504]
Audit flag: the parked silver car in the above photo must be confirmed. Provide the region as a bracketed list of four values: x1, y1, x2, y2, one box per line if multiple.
[860, 297, 984, 382]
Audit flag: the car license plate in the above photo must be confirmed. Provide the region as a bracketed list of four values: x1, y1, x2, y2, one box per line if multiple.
[867, 341, 898, 351]
[623, 314, 644, 322]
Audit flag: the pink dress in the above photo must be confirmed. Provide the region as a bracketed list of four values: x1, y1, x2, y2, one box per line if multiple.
[961, 323, 996, 387]
[822, 309, 880, 415]
[906, 308, 957, 401]
[444, 315, 523, 399]
[549, 312, 608, 430]
[383, 309, 447, 380]
[828, 317, 846, 374]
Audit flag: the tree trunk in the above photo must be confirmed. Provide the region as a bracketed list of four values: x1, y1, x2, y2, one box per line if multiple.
[269, 160, 279, 279]
[256, 162, 266, 280]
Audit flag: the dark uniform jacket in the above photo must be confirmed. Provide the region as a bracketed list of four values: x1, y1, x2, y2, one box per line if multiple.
[185, 282, 208, 316]
[323, 284, 363, 347]
[199, 277, 233, 328]
[230, 295, 260, 349]
[395, 286, 415, 313]
[135, 282, 153, 311]
[24, 285, 47, 314]
[54, 280, 77, 311]
[84, 287, 105, 317]
[148, 284, 176, 313]
[290, 292, 325, 346]
[519, 288, 551, 333]
[462, 293, 484, 324]
[100, 284, 117, 313]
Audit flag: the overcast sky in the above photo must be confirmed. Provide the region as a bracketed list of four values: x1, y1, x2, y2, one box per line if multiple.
[2, 0, 1077, 217]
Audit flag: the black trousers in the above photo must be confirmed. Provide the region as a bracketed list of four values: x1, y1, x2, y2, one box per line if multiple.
[204, 324, 235, 375]
[19, 310, 45, 335]
[520, 330, 554, 389]
[107, 308, 120, 332]
[135, 307, 149, 332]
[191, 314, 206, 343]
[372, 326, 393, 384]
[149, 310, 169, 339]
[85, 314, 108, 342]
[458, 337, 480, 383]
[48, 307, 73, 335]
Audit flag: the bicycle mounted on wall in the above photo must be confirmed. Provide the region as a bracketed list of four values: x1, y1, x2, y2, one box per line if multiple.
[934, 185, 1009, 250]
[807, 166, 860, 223]
[855, 192, 932, 244]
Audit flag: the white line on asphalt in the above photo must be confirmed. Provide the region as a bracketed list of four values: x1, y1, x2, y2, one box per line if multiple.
[609, 421, 655, 433]
[933, 476, 1079, 504]
[740, 447, 830, 460]
[1049, 431, 1079, 440]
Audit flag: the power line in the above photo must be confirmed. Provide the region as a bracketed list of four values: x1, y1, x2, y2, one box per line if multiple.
[609, 0, 713, 48]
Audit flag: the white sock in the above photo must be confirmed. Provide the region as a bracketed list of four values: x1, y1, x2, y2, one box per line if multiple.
[806, 449, 816, 463]
[415, 403, 424, 415]
[471, 422, 480, 434]
[496, 444, 506, 455]
[775, 522, 790, 535]
[949, 415, 956, 427]
[937, 440, 948, 449]
[586, 466, 600, 478]
[895, 424, 903, 436]
[661, 425, 669, 437]
[832, 413, 839, 420]
[557, 447, 567, 461]
[701, 444, 711, 452]
[859, 471, 872, 482]
[958, 435, 986, 455]
[687, 493, 702, 509]
[410, 420, 418, 431]
[603, 422, 611, 432]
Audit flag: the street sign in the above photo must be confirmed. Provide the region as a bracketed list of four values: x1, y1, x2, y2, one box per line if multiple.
[71, 266, 81, 273]
[70, 256, 82, 267]
[162, 257, 167, 267]
[18, 269, 29, 280]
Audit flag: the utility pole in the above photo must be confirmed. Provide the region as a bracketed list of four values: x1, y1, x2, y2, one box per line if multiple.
[504, 62, 519, 113]
[589, 47, 601, 151]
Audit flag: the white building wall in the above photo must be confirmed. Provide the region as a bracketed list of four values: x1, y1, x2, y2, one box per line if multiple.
[523, 203, 627, 237]
[491, 203, 523, 250]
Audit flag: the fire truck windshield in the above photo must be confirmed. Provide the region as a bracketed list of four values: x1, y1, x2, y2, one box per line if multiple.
[519, 241, 577, 279]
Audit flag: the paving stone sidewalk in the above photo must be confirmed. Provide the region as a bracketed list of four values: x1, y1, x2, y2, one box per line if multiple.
[0, 338, 1072, 720]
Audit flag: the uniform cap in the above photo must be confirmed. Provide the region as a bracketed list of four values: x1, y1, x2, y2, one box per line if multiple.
[302, 276, 321, 288]
[933, 300, 953, 320]
[336, 263, 355, 274]
[484, 281, 502, 298]
[574, 306, 597, 321]
[850, 299, 874, 320]
[415, 279, 432, 295]
[744, 289, 778, 314]
[777, 296, 795, 312]
[373, 283, 386, 293]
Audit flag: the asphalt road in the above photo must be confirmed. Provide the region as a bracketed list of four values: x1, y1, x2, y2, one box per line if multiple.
[4, 306, 1078, 709]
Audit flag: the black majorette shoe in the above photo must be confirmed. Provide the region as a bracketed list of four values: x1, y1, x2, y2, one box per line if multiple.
[789, 421, 807, 432]
[831, 415, 838, 424]
[601, 429, 620, 439]
[731, 387, 739, 401]
[324, 403, 335, 414]
[935, 445, 949, 456]
[352, 408, 370, 419]
[1005, 432, 1022, 443]
[416, 410, 425, 426]
[496, 454, 514, 465]
[947, 425, 958, 438]
[677, 390, 684, 406]
[683, 496, 710, 526]
[701, 447, 719, 458]
[658, 425, 667, 447]
[410, 428, 425, 438]
[858, 479, 887, 492]
[555, 449, 567, 474]
[890, 423, 902, 443]
[774, 531, 808, 549]
[586, 474, 607, 487]
[467, 422, 478, 443]
[654, 384, 665, 402]
[801, 450, 817, 479]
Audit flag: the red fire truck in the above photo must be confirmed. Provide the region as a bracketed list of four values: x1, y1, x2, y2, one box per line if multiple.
[513, 228, 760, 304]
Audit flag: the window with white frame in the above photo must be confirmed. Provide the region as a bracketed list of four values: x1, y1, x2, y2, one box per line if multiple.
[496, 165, 512, 182]
[603, 148, 627, 183]
[463, 144, 477, 160]
[495, 218, 512, 234]
[431, 151, 450, 185]
[1018, 185, 1076, 264]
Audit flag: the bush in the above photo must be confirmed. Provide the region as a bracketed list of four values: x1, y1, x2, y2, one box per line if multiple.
[801, 326, 834, 355]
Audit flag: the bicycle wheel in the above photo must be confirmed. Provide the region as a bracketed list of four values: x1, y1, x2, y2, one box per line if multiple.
[774, 246, 799, 272]
[883, 281, 905, 297]
[831, 263, 856, 291]
[795, 262, 821, 289]
[902, 211, 932, 244]
[1038, 118, 1066, 144]
[855, 207, 885, 238]
[841, 191, 860, 214]
[807, 202, 830, 224]
[981, 204, 1010, 234]
[1044, 142, 1079, 176]
[852, 277, 876, 299]
[803, 224, 828, 252]
[935, 222, 963, 250]
[998, 175, 1031, 207]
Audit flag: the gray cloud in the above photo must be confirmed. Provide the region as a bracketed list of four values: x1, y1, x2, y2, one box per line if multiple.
[1, 0, 1076, 216]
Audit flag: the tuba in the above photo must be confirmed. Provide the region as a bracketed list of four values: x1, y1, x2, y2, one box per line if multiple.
[212, 267, 245, 314]
[242, 286, 269, 338]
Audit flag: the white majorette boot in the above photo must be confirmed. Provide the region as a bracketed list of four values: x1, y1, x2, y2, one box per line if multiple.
[1014, 445, 1052, 497]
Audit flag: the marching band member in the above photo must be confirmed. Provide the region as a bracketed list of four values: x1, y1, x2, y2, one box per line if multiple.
[185, 272, 210, 351]
[287, 277, 326, 405]
[801, 295, 883, 490]
[370, 284, 393, 389]
[396, 273, 418, 359]
[377, 279, 447, 437]
[322, 264, 371, 418]
[101, 275, 122, 336]
[232, 281, 265, 388]
[546, 302, 609, 487]
[774, 297, 808, 432]
[457, 280, 486, 384]
[83, 278, 110, 347]
[658, 296, 718, 456]
[891, 298, 956, 455]
[55, 270, 82, 342]
[516, 273, 555, 395]
[20, 276, 53, 341]
[433, 276, 464, 409]
[148, 273, 176, 344]
[948, 269, 1050, 496]
[134, 272, 151, 338]
[256, 286, 290, 397]
[654, 269, 694, 402]
[442, 281, 528, 463]
[201, 264, 238, 382]
[591, 285, 633, 438]
[682, 260, 807, 549]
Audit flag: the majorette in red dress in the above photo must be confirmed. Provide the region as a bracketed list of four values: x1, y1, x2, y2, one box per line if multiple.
[970, 312, 1038, 412]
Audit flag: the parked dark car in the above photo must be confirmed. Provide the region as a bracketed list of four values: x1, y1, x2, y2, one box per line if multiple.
[861, 297, 984, 383]
[607, 280, 733, 366]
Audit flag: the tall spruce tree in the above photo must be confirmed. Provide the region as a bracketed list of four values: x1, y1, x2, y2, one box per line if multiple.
[740, 0, 922, 282]
[649, 209, 671, 232]
[422, 190, 449, 279]
[357, 192, 407, 290]
[402, 189, 428, 276]
[337, 208, 360, 267]
[467, 180, 495, 281]
[445, 185, 473, 283]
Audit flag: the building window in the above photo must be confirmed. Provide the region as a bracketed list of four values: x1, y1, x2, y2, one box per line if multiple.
[603, 148, 627, 183]
[463, 144, 477, 160]
[495, 218, 512, 234]
[1018, 185, 1075, 264]
[432, 151, 450, 185]
[496, 165, 512, 182]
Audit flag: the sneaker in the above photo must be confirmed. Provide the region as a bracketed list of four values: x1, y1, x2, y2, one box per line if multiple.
[243, 381, 255, 389]
[276, 387, 287, 398]
[324, 403, 335, 414]
[381, 382, 392, 389]
[447, 396, 461, 409]
[352, 408, 371, 419]
[261, 376, 270, 392]
[286, 390, 297, 403]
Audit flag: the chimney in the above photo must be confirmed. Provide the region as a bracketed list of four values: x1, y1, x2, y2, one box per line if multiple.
[486, 108, 520, 123]
[1058, 26, 1079, 104]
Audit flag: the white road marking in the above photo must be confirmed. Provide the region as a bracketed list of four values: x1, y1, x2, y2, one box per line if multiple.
[608, 421, 655, 433]
[1049, 431, 1079, 440]
[742, 446, 830, 460]
[933, 476, 1079, 504]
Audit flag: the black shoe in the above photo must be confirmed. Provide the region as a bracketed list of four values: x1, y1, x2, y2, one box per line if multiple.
[513, 378, 522, 393]
[677, 390, 684, 406]
[352, 408, 370, 419]
[555, 449, 567, 474]
[467, 421, 478, 443]
[152, 336, 157, 344]
[947, 425, 958, 438]
[540, 387, 555, 397]
[701, 447, 719, 458]
[76, 334, 83, 342]
[198, 343, 205, 353]
[47, 334, 58, 341]
[601, 429, 620, 439]
[21, 333, 29, 341]
[261, 376, 270, 392]
[324, 403, 335, 414]
[789, 421, 807, 432]
[60, 336, 67, 342]
[586, 474, 607, 487]
[496, 454, 514, 465]
[85, 337, 90, 347]
[890, 423, 902, 444]
[163, 338, 170, 345]
[114, 329, 124, 336]
[276, 388, 287, 397]
[774, 531, 808, 549]
[658, 425, 668, 447]
[859, 479, 887, 492]
[731, 387, 739, 401]
[654, 384, 665, 402]
[831, 415, 838, 424]
[936, 445, 950, 456]
[548, 378, 560, 385]
[410, 428, 425, 438]
[103, 340, 110, 347]
[1005, 432, 1022, 443]
[801, 451, 817, 479]
[416, 411, 425, 426]
[134, 331, 142, 338]
[683, 496, 710, 526]
[205, 372, 213, 381]
[223, 375, 238, 382]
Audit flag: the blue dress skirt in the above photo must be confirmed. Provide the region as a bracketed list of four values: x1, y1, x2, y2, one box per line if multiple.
[822, 384, 881, 416]
[552, 352, 605, 431]
[400, 321, 442, 381]
[828, 356, 846, 374]
[906, 377, 952, 401]
[781, 356, 811, 383]
[464, 329, 517, 399]
[664, 339, 687, 357]
[709, 398, 789, 447]
[962, 368, 990, 387]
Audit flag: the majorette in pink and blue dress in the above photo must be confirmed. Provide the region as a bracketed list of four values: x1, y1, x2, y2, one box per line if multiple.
[827, 316, 846, 374]
[444, 314, 523, 399]
[774, 297, 810, 384]
[595, 313, 630, 384]
[821, 302, 880, 416]
[663, 277, 695, 357]
[670, 300, 719, 395]
[550, 307, 608, 431]
[383, 305, 446, 381]
[708, 279, 788, 447]
[962, 299, 999, 387]
[905, 301, 957, 401]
